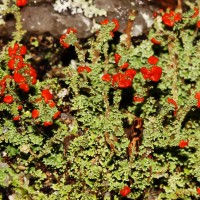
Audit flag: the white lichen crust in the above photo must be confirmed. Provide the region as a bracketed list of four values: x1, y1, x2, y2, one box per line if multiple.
[53, 0, 106, 18]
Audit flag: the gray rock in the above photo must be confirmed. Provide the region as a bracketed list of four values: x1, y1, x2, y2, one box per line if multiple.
[0, 0, 156, 39]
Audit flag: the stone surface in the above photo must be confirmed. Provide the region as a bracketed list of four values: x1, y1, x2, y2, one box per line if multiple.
[0, 0, 152, 39]
[0, 0, 192, 40]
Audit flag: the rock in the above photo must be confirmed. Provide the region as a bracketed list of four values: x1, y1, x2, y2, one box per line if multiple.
[0, 0, 146, 39]
[0, 0, 193, 40]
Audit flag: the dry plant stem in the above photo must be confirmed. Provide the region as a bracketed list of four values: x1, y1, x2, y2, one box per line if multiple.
[74, 42, 86, 63]
[168, 39, 178, 102]
[92, 49, 100, 64]
[103, 93, 110, 118]
[177, 0, 183, 12]
[104, 132, 115, 152]
[124, 10, 137, 48]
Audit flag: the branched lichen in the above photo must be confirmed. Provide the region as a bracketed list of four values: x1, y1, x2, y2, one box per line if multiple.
[0, 1, 200, 200]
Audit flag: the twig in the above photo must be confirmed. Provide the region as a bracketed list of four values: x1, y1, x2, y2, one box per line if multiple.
[177, 0, 183, 12]
[124, 10, 137, 48]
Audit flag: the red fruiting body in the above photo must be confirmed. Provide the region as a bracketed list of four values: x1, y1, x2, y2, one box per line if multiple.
[0, 76, 12, 96]
[31, 77, 37, 85]
[60, 28, 77, 48]
[133, 96, 145, 103]
[19, 45, 27, 55]
[28, 68, 37, 78]
[174, 13, 182, 22]
[120, 62, 129, 69]
[60, 35, 70, 48]
[109, 31, 114, 37]
[44, 121, 53, 126]
[114, 53, 121, 64]
[3, 95, 13, 104]
[124, 69, 137, 80]
[141, 67, 152, 80]
[194, 92, 200, 108]
[167, 98, 178, 116]
[195, 92, 200, 100]
[42, 89, 53, 103]
[167, 98, 178, 108]
[16, 0, 27, 7]
[102, 74, 111, 82]
[16, 61, 23, 70]
[197, 21, 200, 28]
[66, 28, 77, 34]
[13, 73, 26, 83]
[48, 101, 56, 108]
[100, 19, 109, 25]
[32, 109, 39, 119]
[19, 83, 30, 92]
[84, 66, 92, 73]
[77, 66, 91, 73]
[150, 66, 162, 82]
[151, 38, 161, 45]
[8, 43, 19, 57]
[148, 56, 159, 65]
[8, 48, 14, 57]
[7, 56, 23, 70]
[162, 16, 174, 27]
[162, 11, 182, 27]
[192, 7, 199, 18]
[112, 73, 122, 85]
[100, 19, 119, 32]
[77, 66, 85, 73]
[18, 105, 23, 110]
[153, 11, 158, 17]
[120, 186, 131, 197]
[7, 59, 16, 70]
[179, 140, 189, 148]
[53, 111, 61, 119]
[141, 66, 162, 82]
[112, 19, 119, 32]
[118, 76, 132, 88]
[1, 75, 13, 85]
[13, 116, 20, 121]
[112, 70, 136, 88]
[197, 188, 200, 194]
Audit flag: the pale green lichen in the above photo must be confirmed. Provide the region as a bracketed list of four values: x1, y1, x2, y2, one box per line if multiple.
[0, 1, 200, 200]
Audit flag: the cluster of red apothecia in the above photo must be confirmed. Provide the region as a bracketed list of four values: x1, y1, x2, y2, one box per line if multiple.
[99, 18, 119, 37]
[7, 43, 37, 92]
[60, 28, 77, 49]
[151, 7, 200, 45]
[75, 53, 162, 105]
[31, 89, 61, 126]
[1, 43, 61, 125]
[59, 19, 119, 49]
[141, 55, 162, 82]
[161, 10, 182, 27]
[102, 53, 137, 89]
[0, 44, 36, 107]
